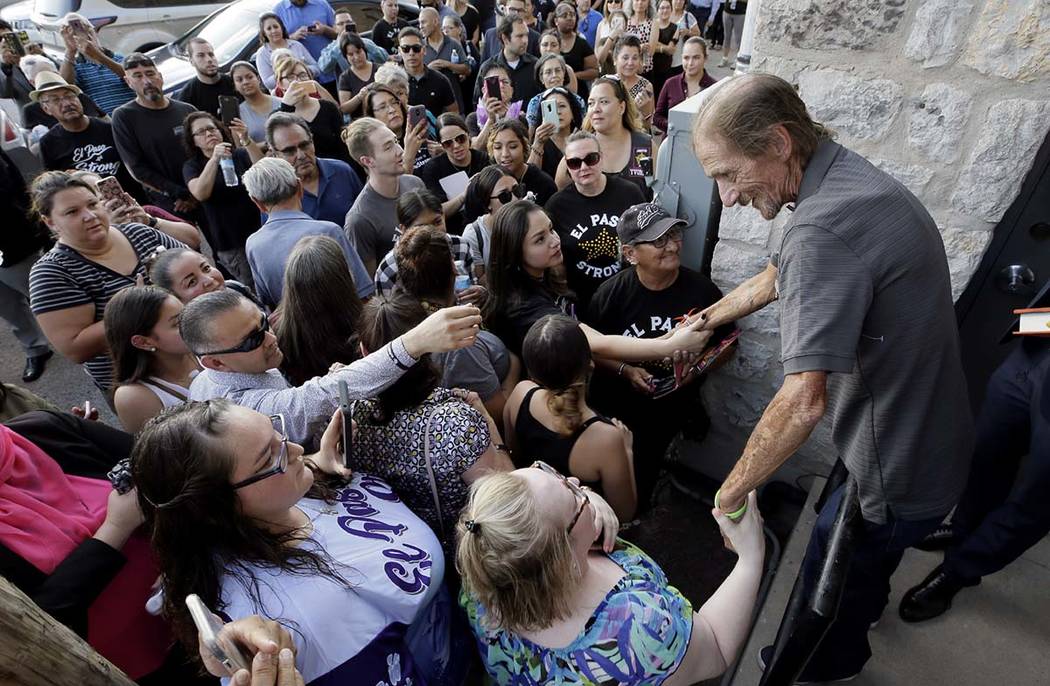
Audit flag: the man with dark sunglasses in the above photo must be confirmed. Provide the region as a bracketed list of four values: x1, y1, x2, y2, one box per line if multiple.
[544, 130, 645, 310]
[182, 288, 484, 445]
[398, 27, 458, 115]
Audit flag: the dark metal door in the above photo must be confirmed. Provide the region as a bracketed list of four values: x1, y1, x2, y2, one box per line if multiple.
[955, 131, 1050, 414]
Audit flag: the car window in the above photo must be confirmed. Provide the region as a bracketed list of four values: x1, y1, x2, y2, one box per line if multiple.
[34, 0, 81, 19]
[110, 0, 225, 7]
[176, 6, 261, 64]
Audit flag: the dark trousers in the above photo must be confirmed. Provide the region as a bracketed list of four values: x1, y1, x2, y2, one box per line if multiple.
[945, 341, 1050, 582]
[689, 5, 711, 29]
[799, 484, 946, 674]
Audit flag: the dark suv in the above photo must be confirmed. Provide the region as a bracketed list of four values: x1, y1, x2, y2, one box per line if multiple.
[148, 0, 418, 94]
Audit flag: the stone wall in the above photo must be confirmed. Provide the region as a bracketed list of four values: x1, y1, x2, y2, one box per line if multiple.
[689, 0, 1050, 480]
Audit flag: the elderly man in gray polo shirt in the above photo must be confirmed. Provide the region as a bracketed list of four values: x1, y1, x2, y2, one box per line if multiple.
[689, 73, 973, 682]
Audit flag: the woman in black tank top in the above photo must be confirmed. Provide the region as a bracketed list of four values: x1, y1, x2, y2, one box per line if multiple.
[504, 314, 638, 521]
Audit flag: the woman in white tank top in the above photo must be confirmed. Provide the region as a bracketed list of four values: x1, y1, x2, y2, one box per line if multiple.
[104, 286, 200, 433]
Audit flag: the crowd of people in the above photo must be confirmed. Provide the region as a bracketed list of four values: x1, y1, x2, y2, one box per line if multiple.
[1, 1, 1037, 686]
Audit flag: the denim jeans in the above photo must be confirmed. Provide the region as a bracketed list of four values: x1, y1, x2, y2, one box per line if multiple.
[798, 483, 946, 674]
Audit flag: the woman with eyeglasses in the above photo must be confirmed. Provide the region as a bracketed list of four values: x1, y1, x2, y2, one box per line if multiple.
[555, 76, 654, 199]
[488, 118, 558, 204]
[419, 113, 492, 235]
[273, 55, 349, 165]
[530, 86, 584, 179]
[456, 460, 765, 686]
[462, 165, 524, 281]
[551, 2, 599, 90]
[504, 314, 637, 519]
[538, 30, 580, 94]
[131, 398, 461, 686]
[526, 54, 586, 132]
[181, 112, 264, 288]
[350, 290, 514, 555]
[612, 34, 656, 127]
[104, 285, 199, 433]
[255, 12, 319, 91]
[28, 172, 189, 396]
[231, 61, 281, 146]
[484, 199, 712, 358]
[362, 82, 432, 174]
[273, 235, 364, 387]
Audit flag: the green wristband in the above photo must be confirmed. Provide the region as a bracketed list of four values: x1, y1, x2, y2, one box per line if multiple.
[715, 489, 747, 521]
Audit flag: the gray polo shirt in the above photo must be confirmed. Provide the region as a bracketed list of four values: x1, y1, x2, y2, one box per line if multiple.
[774, 140, 973, 525]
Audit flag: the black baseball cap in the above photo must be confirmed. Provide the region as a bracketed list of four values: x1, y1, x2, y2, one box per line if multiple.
[617, 203, 686, 245]
[122, 52, 155, 70]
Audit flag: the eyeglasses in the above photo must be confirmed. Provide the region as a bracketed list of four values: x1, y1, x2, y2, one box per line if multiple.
[192, 124, 220, 137]
[199, 312, 269, 356]
[441, 132, 468, 149]
[644, 227, 683, 249]
[399, 43, 423, 53]
[231, 414, 289, 490]
[565, 151, 601, 170]
[490, 182, 526, 204]
[532, 461, 589, 533]
[40, 93, 79, 106]
[275, 139, 314, 157]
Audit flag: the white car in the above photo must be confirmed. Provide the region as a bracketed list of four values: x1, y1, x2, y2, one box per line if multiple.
[29, 0, 228, 58]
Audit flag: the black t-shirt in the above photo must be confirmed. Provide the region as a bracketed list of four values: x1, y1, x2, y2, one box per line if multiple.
[489, 282, 571, 357]
[652, 24, 677, 75]
[408, 68, 457, 114]
[458, 5, 480, 44]
[337, 63, 376, 95]
[22, 94, 104, 130]
[176, 75, 240, 118]
[521, 163, 557, 205]
[544, 174, 646, 310]
[561, 35, 594, 73]
[39, 118, 143, 200]
[372, 18, 409, 55]
[279, 100, 352, 165]
[419, 149, 492, 234]
[182, 148, 262, 251]
[541, 138, 563, 180]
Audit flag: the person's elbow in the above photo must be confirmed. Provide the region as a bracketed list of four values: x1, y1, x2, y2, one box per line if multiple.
[785, 370, 827, 428]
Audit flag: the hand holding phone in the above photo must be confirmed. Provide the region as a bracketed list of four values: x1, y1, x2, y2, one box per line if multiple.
[407, 104, 426, 131]
[484, 75, 503, 101]
[218, 95, 239, 126]
[186, 595, 251, 674]
[97, 176, 128, 209]
[541, 98, 559, 127]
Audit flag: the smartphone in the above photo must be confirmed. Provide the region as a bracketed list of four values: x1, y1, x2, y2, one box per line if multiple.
[2, 32, 25, 57]
[218, 95, 239, 126]
[69, 18, 92, 36]
[337, 380, 353, 468]
[651, 376, 678, 400]
[186, 594, 251, 674]
[407, 104, 426, 131]
[541, 98, 559, 127]
[484, 75, 503, 101]
[97, 176, 127, 208]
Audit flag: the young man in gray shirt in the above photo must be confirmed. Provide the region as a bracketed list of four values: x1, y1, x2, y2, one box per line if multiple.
[690, 73, 973, 682]
[343, 117, 425, 275]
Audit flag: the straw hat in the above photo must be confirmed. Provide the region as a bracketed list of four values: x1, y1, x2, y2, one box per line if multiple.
[29, 71, 82, 102]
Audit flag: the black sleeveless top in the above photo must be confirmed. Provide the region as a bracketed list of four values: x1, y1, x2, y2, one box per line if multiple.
[513, 386, 612, 491]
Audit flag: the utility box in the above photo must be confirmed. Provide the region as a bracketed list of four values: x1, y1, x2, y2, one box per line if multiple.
[653, 92, 723, 276]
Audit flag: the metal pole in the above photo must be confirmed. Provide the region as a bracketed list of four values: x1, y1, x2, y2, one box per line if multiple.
[735, 0, 761, 73]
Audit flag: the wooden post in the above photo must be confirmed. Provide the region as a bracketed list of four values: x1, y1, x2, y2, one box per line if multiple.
[0, 576, 136, 686]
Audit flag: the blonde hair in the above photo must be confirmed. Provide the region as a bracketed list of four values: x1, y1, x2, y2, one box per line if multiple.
[344, 117, 386, 164]
[455, 472, 580, 633]
[272, 53, 306, 84]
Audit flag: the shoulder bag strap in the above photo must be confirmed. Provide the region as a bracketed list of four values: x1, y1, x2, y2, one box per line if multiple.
[421, 404, 446, 541]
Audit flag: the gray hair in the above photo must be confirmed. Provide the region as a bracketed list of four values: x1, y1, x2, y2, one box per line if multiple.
[374, 62, 409, 92]
[243, 157, 301, 207]
[264, 111, 312, 151]
[178, 289, 247, 355]
[442, 12, 467, 37]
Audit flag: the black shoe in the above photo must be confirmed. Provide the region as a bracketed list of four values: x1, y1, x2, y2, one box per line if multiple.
[899, 565, 971, 623]
[21, 351, 53, 382]
[757, 645, 860, 683]
[914, 523, 957, 551]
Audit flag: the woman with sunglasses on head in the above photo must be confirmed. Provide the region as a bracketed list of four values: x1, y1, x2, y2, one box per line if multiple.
[273, 56, 349, 165]
[28, 172, 189, 397]
[350, 290, 513, 555]
[555, 76, 654, 198]
[231, 61, 281, 146]
[462, 165, 524, 281]
[488, 118, 558, 205]
[419, 113, 492, 235]
[131, 398, 461, 686]
[503, 314, 636, 520]
[273, 235, 363, 387]
[104, 285, 199, 433]
[456, 461, 765, 686]
[181, 111, 264, 289]
[255, 12, 318, 91]
[485, 199, 712, 358]
[529, 86, 584, 179]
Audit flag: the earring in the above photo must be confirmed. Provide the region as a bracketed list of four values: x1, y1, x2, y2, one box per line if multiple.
[150, 347, 157, 352]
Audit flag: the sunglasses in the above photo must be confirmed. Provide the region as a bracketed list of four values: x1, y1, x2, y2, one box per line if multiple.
[532, 460, 589, 533]
[565, 151, 601, 170]
[490, 182, 526, 204]
[199, 312, 269, 356]
[399, 43, 423, 53]
[231, 414, 289, 490]
[441, 132, 469, 149]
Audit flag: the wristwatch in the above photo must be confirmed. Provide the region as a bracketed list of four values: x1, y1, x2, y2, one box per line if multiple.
[147, 215, 158, 228]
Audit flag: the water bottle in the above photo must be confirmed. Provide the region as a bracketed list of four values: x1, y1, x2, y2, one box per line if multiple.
[219, 153, 238, 187]
[450, 48, 460, 64]
[453, 260, 471, 292]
